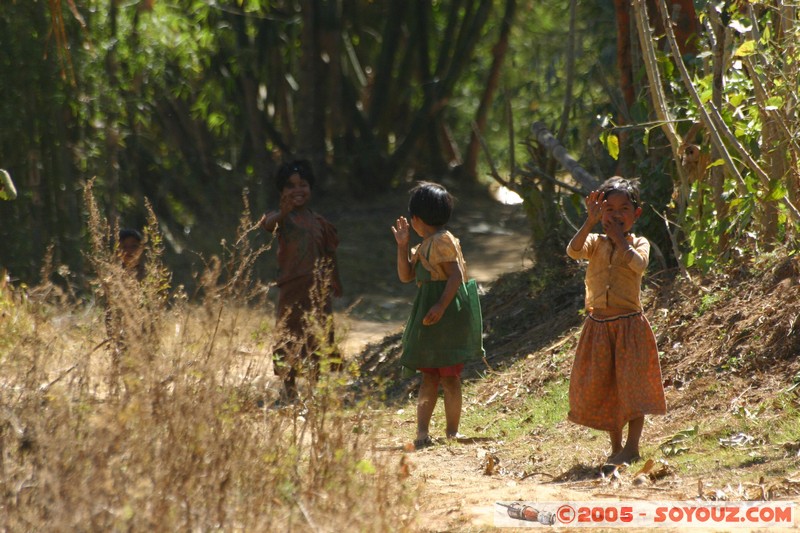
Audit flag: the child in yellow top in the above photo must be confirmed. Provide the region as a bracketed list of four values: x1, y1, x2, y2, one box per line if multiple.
[392, 182, 484, 449]
[566, 176, 666, 468]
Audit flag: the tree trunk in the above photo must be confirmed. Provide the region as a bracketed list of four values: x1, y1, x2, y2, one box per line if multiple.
[104, 0, 122, 224]
[297, 0, 328, 182]
[613, 0, 635, 109]
[774, 4, 800, 228]
[368, 1, 407, 135]
[707, 4, 730, 251]
[232, 12, 273, 205]
[319, 0, 343, 188]
[556, 0, 576, 144]
[615, 0, 701, 109]
[390, 0, 491, 175]
[464, 0, 516, 179]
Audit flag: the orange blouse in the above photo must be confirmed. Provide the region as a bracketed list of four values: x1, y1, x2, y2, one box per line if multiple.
[567, 233, 649, 312]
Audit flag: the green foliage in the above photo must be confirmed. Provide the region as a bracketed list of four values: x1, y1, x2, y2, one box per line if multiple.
[4, 0, 797, 285]
[593, 3, 800, 272]
[4, 0, 550, 284]
[466, 0, 617, 182]
[695, 288, 727, 317]
[599, 131, 620, 161]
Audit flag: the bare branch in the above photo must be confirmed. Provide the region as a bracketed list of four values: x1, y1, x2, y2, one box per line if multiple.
[471, 121, 514, 191]
[654, 0, 800, 222]
[653, 209, 692, 281]
[518, 161, 585, 195]
[530, 122, 598, 192]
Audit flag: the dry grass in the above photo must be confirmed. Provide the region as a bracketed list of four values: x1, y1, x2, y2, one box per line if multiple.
[0, 184, 416, 532]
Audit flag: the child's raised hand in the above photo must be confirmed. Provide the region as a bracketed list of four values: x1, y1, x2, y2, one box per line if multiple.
[602, 217, 627, 245]
[278, 191, 295, 216]
[584, 190, 604, 225]
[391, 216, 410, 246]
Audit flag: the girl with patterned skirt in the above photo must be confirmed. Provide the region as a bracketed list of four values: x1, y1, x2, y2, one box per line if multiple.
[567, 176, 666, 471]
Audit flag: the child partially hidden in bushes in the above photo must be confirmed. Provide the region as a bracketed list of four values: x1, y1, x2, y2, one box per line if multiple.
[105, 228, 146, 346]
[102, 227, 159, 393]
[259, 160, 343, 404]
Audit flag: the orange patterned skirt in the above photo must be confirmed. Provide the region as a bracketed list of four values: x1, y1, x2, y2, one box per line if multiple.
[568, 313, 667, 431]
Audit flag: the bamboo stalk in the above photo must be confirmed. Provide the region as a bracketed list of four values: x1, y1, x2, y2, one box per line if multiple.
[631, 0, 683, 162]
[654, 0, 800, 222]
[632, 0, 690, 234]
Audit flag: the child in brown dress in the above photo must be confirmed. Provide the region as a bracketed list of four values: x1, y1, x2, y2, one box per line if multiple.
[260, 160, 342, 402]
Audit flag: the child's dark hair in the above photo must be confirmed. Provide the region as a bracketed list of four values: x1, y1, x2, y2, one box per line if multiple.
[275, 159, 315, 191]
[118, 228, 143, 243]
[599, 176, 641, 209]
[408, 181, 454, 227]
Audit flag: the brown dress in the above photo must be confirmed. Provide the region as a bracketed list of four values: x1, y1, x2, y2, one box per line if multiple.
[265, 209, 341, 380]
[568, 313, 666, 431]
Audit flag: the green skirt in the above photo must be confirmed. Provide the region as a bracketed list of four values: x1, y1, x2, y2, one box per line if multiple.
[400, 279, 485, 377]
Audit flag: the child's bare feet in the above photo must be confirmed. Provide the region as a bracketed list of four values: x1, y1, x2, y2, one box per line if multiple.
[607, 449, 641, 466]
[413, 436, 433, 450]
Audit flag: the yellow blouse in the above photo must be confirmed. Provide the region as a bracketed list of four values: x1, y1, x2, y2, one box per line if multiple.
[411, 230, 468, 283]
[567, 233, 649, 312]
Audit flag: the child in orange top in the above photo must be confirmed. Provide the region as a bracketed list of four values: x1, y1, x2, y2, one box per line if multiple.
[566, 177, 666, 468]
[260, 160, 342, 402]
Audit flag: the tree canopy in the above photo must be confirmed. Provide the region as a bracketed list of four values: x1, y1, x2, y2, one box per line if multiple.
[0, 0, 797, 288]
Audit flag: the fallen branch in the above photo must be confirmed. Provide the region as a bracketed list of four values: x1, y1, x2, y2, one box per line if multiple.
[530, 122, 598, 192]
[518, 161, 585, 195]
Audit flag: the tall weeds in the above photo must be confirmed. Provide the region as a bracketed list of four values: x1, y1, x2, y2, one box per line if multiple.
[0, 184, 415, 531]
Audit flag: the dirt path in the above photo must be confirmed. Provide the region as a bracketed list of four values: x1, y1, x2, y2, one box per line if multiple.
[399, 443, 590, 531]
[279, 188, 800, 532]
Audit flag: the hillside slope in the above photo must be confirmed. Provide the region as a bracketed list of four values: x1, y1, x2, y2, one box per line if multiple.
[356, 250, 800, 531]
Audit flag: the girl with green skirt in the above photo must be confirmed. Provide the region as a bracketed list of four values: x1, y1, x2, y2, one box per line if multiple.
[391, 182, 484, 450]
